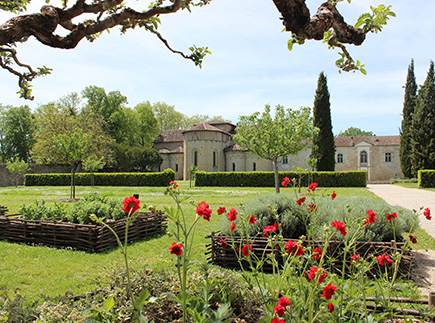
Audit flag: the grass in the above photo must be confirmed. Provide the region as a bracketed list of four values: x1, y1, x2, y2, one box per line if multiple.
[0, 182, 433, 301]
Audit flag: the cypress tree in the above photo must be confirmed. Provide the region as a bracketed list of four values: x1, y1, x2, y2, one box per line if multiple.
[400, 59, 417, 178]
[311, 72, 335, 171]
[410, 61, 435, 176]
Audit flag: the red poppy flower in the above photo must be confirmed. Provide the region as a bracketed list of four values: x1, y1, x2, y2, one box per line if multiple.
[331, 191, 337, 200]
[312, 247, 322, 260]
[285, 240, 304, 256]
[351, 254, 360, 261]
[278, 296, 291, 307]
[169, 242, 183, 256]
[281, 177, 291, 187]
[424, 208, 431, 220]
[305, 266, 317, 282]
[318, 268, 327, 283]
[242, 244, 252, 257]
[321, 283, 337, 300]
[263, 223, 279, 237]
[332, 221, 347, 236]
[227, 208, 238, 222]
[385, 212, 397, 221]
[308, 203, 317, 212]
[296, 197, 306, 206]
[217, 207, 226, 215]
[169, 181, 178, 188]
[229, 222, 236, 232]
[328, 303, 335, 313]
[220, 238, 228, 248]
[376, 254, 393, 266]
[271, 318, 286, 323]
[196, 201, 212, 221]
[247, 215, 256, 224]
[122, 196, 141, 215]
[274, 304, 286, 317]
[308, 182, 318, 191]
[365, 210, 376, 226]
[409, 234, 417, 244]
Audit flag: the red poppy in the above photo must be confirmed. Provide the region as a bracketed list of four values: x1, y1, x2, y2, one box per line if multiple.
[227, 208, 238, 222]
[328, 303, 335, 313]
[376, 254, 393, 266]
[217, 207, 226, 215]
[321, 283, 337, 300]
[281, 177, 291, 187]
[305, 266, 317, 282]
[169, 181, 178, 188]
[263, 223, 279, 237]
[365, 210, 376, 226]
[169, 242, 183, 256]
[331, 191, 337, 200]
[220, 238, 228, 248]
[308, 203, 317, 212]
[296, 197, 306, 206]
[385, 212, 397, 221]
[332, 221, 347, 236]
[229, 222, 236, 232]
[424, 208, 431, 220]
[308, 182, 318, 191]
[122, 196, 140, 215]
[409, 234, 417, 244]
[351, 254, 360, 261]
[242, 244, 252, 257]
[248, 215, 256, 224]
[285, 240, 303, 256]
[318, 268, 327, 283]
[312, 247, 322, 260]
[274, 296, 291, 317]
[271, 318, 286, 323]
[278, 296, 291, 307]
[196, 201, 212, 221]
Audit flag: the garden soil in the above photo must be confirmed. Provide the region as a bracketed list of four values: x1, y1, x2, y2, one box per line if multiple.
[367, 184, 435, 294]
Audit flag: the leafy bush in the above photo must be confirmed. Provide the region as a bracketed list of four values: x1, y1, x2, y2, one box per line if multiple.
[418, 169, 435, 188]
[220, 193, 309, 239]
[19, 200, 67, 221]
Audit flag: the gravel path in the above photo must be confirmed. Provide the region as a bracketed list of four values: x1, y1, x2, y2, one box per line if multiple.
[367, 184, 435, 293]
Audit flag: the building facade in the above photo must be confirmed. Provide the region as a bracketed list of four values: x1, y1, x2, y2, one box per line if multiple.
[153, 121, 403, 182]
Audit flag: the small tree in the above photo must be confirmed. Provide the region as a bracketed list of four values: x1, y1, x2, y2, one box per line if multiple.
[233, 105, 316, 194]
[336, 127, 375, 137]
[6, 158, 30, 186]
[189, 165, 198, 188]
[82, 155, 106, 187]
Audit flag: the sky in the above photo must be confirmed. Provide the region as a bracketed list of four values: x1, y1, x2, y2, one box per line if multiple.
[1, 0, 435, 136]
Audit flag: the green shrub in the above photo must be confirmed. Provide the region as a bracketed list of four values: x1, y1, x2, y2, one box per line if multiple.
[196, 170, 366, 187]
[19, 200, 68, 221]
[418, 170, 435, 188]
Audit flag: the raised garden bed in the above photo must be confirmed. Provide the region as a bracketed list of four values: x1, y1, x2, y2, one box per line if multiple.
[206, 231, 416, 276]
[0, 211, 167, 253]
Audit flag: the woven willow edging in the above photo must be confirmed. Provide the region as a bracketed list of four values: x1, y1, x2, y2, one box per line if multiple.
[206, 231, 416, 276]
[0, 211, 167, 253]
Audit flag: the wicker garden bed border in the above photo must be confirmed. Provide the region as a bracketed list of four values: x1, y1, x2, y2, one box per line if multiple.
[0, 211, 167, 253]
[206, 231, 416, 276]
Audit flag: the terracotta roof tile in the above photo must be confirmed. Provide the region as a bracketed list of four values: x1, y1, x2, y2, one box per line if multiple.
[335, 136, 400, 147]
[153, 129, 185, 143]
[183, 122, 230, 135]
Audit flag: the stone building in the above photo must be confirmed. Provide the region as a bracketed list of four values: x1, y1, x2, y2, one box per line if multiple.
[153, 121, 403, 182]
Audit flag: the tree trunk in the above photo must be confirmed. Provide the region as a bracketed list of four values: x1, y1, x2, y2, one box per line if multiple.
[273, 159, 280, 194]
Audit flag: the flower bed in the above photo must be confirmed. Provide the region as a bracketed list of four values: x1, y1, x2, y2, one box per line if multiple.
[206, 231, 416, 276]
[0, 211, 167, 253]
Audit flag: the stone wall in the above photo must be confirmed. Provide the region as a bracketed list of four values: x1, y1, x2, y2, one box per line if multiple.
[0, 163, 75, 187]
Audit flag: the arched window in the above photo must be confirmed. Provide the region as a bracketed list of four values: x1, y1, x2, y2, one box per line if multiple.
[194, 151, 198, 166]
[175, 164, 179, 172]
[337, 153, 343, 164]
[253, 162, 256, 171]
[213, 151, 216, 167]
[360, 151, 368, 166]
[232, 163, 236, 171]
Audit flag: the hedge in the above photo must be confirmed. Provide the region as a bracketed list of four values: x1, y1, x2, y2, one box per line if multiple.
[24, 169, 175, 187]
[195, 170, 366, 187]
[418, 170, 435, 188]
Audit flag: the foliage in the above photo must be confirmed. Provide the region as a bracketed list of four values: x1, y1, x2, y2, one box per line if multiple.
[134, 103, 160, 148]
[400, 59, 417, 178]
[82, 155, 106, 187]
[0, 105, 35, 162]
[233, 104, 316, 193]
[68, 194, 126, 224]
[6, 158, 30, 175]
[24, 169, 175, 187]
[110, 142, 162, 172]
[336, 127, 375, 137]
[312, 72, 336, 171]
[195, 170, 367, 188]
[19, 200, 68, 221]
[418, 170, 435, 188]
[410, 61, 435, 177]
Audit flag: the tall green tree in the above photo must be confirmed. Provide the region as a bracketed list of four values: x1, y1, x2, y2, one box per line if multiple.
[233, 105, 316, 194]
[147, 101, 187, 133]
[399, 59, 417, 178]
[410, 61, 435, 176]
[0, 105, 35, 162]
[311, 72, 335, 171]
[336, 127, 375, 137]
[134, 103, 159, 147]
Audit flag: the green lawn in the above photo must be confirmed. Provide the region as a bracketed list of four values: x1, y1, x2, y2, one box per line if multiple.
[0, 183, 432, 301]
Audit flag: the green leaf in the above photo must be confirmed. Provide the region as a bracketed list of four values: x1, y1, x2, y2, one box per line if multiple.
[103, 295, 115, 312]
[134, 288, 150, 307]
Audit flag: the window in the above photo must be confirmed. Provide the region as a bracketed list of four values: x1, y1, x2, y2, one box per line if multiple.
[337, 153, 343, 164]
[175, 164, 178, 172]
[253, 162, 256, 171]
[360, 150, 368, 166]
[385, 152, 392, 163]
[213, 151, 216, 167]
[282, 156, 288, 164]
[232, 163, 236, 171]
